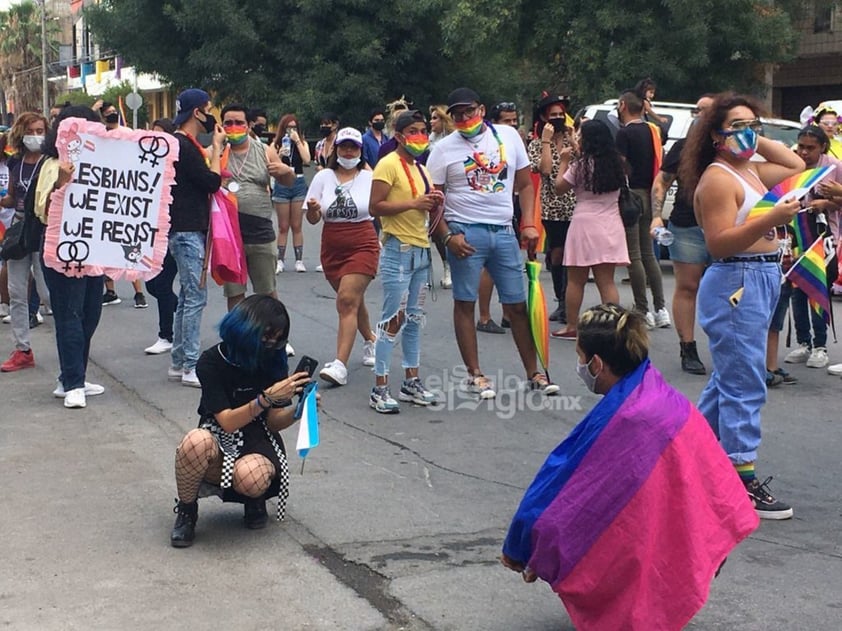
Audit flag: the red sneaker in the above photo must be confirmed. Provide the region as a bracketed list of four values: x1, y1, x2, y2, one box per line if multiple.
[1, 349, 35, 372]
[550, 329, 577, 341]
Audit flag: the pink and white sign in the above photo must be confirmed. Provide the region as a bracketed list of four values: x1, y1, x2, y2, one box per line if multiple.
[44, 118, 179, 279]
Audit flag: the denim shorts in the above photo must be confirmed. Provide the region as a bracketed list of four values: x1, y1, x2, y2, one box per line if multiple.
[271, 175, 307, 203]
[667, 223, 712, 265]
[447, 221, 526, 304]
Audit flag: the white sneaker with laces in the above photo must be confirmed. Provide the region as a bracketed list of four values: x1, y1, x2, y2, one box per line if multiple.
[54, 381, 105, 398]
[315, 264, 324, 272]
[285, 342, 295, 357]
[654, 307, 671, 328]
[1, 314, 10, 323]
[145, 338, 173, 355]
[362, 340, 376, 367]
[295, 260, 306, 273]
[806, 346, 829, 368]
[182, 368, 201, 388]
[644, 312, 656, 329]
[319, 360, 348, 386]
[276, 259, 285, 274]
[784, 343, 811, 364]
[64, 387, 86, 409]
[167, 366, 183, 381]
[34, 312, 44, 324]
[827, 363, 842, 376]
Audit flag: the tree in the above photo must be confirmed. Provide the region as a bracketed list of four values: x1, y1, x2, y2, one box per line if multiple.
[0, 1, 55, 114]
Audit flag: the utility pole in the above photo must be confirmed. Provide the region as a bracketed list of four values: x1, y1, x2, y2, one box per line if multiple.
[39, 0, 48, 114]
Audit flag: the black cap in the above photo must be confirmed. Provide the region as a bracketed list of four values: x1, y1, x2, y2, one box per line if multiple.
[536, 94, 571, 113]
[446, 88, 481, 113]
[394, 110, 426, 133]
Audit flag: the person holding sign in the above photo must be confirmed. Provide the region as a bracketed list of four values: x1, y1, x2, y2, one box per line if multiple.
[219, 104, 294, 312]
[170, 295, 312, 547]
[168, 89, 224, 388]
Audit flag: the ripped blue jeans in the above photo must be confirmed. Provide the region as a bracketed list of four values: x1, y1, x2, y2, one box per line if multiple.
[375, 236, 430, 378]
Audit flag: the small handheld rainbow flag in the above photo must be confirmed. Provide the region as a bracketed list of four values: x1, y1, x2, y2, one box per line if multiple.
[785, 236, 830, 323]
[747, 165, 835, 222]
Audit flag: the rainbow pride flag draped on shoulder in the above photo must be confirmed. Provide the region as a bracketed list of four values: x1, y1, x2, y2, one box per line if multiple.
[503, 360, 758, 630]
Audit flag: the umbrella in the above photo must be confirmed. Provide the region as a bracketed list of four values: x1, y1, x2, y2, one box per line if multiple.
[296, 381, 320, 474]
[526, 259, 551, 381]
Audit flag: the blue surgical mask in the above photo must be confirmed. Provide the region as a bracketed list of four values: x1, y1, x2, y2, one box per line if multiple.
[576, 357, 599, 393]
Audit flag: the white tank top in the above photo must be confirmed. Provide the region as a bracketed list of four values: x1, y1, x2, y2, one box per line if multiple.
[707, 162, 765, 225]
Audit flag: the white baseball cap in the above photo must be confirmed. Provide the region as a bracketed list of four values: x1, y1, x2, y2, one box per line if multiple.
[334, 127, 363, 147]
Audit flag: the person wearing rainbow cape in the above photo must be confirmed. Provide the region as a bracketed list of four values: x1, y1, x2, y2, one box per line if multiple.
[502, 303, 759, 630]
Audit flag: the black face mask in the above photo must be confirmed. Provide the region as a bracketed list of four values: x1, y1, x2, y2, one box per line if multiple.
[252, 123, 266, 136]
[549, 118, 566, 133]
[200, 112, 217, 134]
[319, 125, 332, 138]
[104, 112, 119, 124]
[372, 121, 386, 131]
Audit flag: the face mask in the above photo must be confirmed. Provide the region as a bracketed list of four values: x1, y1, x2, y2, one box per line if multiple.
[372, 121, 386, 131]
[320, 125, 333, 138]
[225, 124, 249, 146]
[549, 118, 566, 134]
[104, 112, 120, 124]
[23, 135, 44, 153]
[576, 357, 600, 393]
[337, 156, 360, 169]
[199, 112, 217, 134]
[401, 133, 429, 157]
[455, 114, 484, 139]
[718, 127, 758, 160]
[252, 123, 266, 136]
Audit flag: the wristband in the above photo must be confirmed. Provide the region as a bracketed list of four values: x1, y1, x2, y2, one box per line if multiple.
[255, 394, 270, 412]
[443, 232, 454, 247]
[270, 398, 293, 409]
[541, 141, 551, 145]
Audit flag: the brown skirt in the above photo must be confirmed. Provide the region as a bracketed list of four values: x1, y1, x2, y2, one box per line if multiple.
[320, 220, 379, 282]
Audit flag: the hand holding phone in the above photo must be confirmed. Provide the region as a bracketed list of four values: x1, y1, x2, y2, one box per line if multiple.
[294, 355, 318, 378]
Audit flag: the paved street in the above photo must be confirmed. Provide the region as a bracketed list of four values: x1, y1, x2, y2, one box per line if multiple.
[3, 218, 841, 630]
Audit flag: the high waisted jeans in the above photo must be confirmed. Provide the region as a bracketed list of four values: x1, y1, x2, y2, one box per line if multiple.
[697, 260, 780, 464]
[374, 236, 429, 378]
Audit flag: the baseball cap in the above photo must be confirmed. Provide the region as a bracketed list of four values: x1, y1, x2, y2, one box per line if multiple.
[394, 110, 426, 133]
[173, 88, 211, 127]
[446, 88, 481, 114]
[334, 127, 363, 146]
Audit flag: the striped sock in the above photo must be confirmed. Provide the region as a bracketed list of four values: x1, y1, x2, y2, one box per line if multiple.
[735, 463, 756, 483]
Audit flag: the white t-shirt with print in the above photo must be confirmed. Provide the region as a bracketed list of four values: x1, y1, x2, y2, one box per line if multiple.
[304, 168, 373, 223]
[0, 163, 11, 228]
[426, 122, 529, 226]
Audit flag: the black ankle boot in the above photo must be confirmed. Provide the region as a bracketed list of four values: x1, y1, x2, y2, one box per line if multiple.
[244, 499, 268, 530]
[171, 500, 198, 548]
[680, 341, 707, 375]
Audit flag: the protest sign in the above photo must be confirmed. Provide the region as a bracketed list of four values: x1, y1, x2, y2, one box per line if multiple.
[43, 118, 179, 280]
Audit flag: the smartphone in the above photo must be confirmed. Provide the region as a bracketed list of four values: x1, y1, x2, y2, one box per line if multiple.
[294, 355, 319, 378]
[293, 381, 317, 420]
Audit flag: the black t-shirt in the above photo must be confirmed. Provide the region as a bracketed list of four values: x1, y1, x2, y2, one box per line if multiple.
[279, 141, 304, 175]
[616, 121, 662, 190]
[660, 138, 697, 228]
[170, 134, 222, 233]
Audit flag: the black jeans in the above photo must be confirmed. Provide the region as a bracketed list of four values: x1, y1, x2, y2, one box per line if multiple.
[145, 250, 178, 341]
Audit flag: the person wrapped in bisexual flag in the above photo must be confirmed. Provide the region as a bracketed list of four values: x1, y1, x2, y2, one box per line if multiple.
[502, 304, 759, 630]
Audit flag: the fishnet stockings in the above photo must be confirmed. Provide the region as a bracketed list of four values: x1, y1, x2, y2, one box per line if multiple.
[175, 429, 276, 501]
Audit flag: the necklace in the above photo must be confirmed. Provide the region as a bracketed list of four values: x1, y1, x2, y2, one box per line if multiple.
[461, 121, 507, 174]
[18, 155, 44, 194]
[398, 155, 430, 197]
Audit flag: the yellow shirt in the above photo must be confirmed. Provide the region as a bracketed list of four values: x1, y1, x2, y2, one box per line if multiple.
[372, 151, 430, 248]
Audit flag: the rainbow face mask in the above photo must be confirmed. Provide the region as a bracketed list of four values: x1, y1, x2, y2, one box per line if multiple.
[401, 133, 429, 157]
[225, 124, 249, 146]
[455, 114, 484, 139]
[718, 127, 758, 160]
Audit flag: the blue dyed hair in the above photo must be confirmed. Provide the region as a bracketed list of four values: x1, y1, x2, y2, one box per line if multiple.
[218, 295, 290, 380]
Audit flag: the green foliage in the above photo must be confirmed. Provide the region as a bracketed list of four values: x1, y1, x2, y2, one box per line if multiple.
[52, 91, 97, 108]
[100, 80, 149, 129]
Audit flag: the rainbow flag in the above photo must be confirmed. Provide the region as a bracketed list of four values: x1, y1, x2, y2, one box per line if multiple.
[503, 360, 758, 629]
[747, 166, 835, 222]
[526, 260, 550, 379]
[647, 122, 663, 183]
[791, 210, 817, 257]
[786, 237, 830, 323]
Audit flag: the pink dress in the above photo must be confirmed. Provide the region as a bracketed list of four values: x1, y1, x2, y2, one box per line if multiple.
[562, 160, 630, 267]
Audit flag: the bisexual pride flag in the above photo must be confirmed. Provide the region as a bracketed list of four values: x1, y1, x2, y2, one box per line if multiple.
[503, 360, 758, 630]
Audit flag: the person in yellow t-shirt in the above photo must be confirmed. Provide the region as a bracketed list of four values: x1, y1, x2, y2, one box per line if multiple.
[368, 110, 443, 413]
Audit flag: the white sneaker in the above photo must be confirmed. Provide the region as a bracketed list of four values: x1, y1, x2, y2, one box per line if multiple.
[33, 312, 44, 324]
[167, 365, 183, 381]
[644, 312, 656, 330]
[295, 260, 306, 273]
[1, 314, 10, 323]
[64, 387, 86, 409]
[827, 363, 842, 376]
[53, 381, 105, 398]
[0, 303, 8, 318]
[440, 263, 452, 289]
[806, 346, 829, 368]
[145, 337, 173, 355]
[784, 343, 811, 364]
[182, 368, 201, 388]
[319, 360, 348, 386]
[361, 340, 376, 367]
[41, 305, 52, 316]
[654, 308, 671, 328]
[276, 259, 285, 274]
[315, 264, 324, 272]
[285, 342, 295, 357]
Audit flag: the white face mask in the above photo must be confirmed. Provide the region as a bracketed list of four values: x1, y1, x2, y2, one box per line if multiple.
[576, 357, 600, 393]
[337, 156, 360, 170]
[23, 135, 45, 153]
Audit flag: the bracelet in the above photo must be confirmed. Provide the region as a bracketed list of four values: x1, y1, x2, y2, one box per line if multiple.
[262, 390, 293, 409]
[521, 225, 536, 229]
[443, 232, 454, 247]
[541, 141, 551, 145]
[254, 394, 270, 412]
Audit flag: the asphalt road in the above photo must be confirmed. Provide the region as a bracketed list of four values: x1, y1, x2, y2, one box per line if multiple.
[3, 218, 841, 630]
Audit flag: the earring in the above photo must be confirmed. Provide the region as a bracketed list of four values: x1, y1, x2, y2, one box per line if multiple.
[712, 140, 721, 149]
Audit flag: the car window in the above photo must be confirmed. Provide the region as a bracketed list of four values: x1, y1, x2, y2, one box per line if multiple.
[762, 123, 799, 147]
